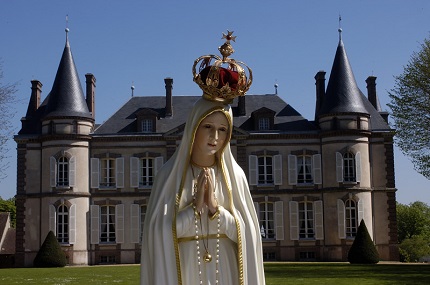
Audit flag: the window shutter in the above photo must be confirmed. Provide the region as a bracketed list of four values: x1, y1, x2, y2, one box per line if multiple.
[91, 158, 99, 188]
[248, 155, 258, 186]
[116, 157, 124, 188]
[289, 201, 299, 240]
[50, 157, 57, 187]
[69, 156, 76, 187]
[288, 155, 297, 185]
[116, 204, 125, 243]
[130, 204, 140, 244]
[314, 200, 324, 240]
[154, 156, 164, 176]
[336, 152, 343, 182]
[275, 201, 284, 240]
[69, 204, 76, 244]
[357, 199, 364, 225]
[355, 152, 361, 183]
[273, 154, 283, 185]
[313, 154, 322, 185]
[90, 205, 100, 244]
[130, 157, 139, 188]
[49, 205, 56, 234]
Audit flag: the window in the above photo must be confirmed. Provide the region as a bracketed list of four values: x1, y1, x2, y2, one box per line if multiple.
[337, 198, 364, 239]
[140, 158, 154, 187]
[100, 255, 116, 264]
[101, 159, 116, 188]
[91, 157, 124, 189]
[258, 156, 273, 184]
[57, 157, 69, 186]
[345, 199, 357, 237]
[290, 200, 323, 240]
[288, 154, 321, 185]
[49, 203, 76, 244]
[249, 154, 282, 186]
[336, 152, 361, 183]
[100, 205, 116, 243]
[255, 199, 284, 241]
[297, 155, 313, 184]
[90, 204, 124, 244]
[130, 155, 163, 188]
[343, 153, 355, 182]
[57, 204, 69, 243]
[259, 202, 275, 239]
[141, 119, 153, 133]
[258, 117, 270, 130]
[50, 155, 76, 188]
[299, 201, 314, 239]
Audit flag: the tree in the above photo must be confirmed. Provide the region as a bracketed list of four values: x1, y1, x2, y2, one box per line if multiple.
[388, 37, 430, 179]
[347, 220, 379, 264]
[397, 201, 430, 243]
[0, 61, 17, 180]
[33, 231, 67, 267]
[397, 201, 430, 262]
[0, 196, 16, 227]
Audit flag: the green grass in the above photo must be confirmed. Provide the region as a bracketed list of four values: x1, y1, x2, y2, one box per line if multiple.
[0, 262, 429, 284]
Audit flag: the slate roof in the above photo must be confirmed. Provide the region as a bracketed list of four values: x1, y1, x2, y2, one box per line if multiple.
[93, 94, 318, 135]
[42, 33, 91, 119]
[315, 35, 390, 131]
[318, 38, 369, 116]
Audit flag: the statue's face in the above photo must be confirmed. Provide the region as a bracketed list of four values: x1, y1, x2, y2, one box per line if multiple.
[193, 112, 229, 157]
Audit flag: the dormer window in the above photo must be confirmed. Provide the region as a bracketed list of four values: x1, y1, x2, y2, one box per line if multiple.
[136, 108, 158, 133]
[141, 119, 153, 133]
[252, 107, 276, 131]
[258, 117, 270, 130]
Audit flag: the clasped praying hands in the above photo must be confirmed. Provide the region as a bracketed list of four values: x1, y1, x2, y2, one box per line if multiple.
[194, 168, 218, 215]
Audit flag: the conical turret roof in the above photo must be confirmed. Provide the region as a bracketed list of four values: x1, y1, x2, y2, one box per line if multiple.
[43, 31, 91, 119]
[318, 35, 369, 117]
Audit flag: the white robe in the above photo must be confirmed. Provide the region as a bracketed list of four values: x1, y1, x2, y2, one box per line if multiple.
[140, 98, 265, 285]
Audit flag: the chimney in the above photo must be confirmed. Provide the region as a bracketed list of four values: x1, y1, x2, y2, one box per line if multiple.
[238, 96, 246, 116]
[366, 76, 378, 109]
[85, 73, 96, 119]
[29, 80, 42, 115]
[165, 77, 173, 117]
[314, 71, 326, 120]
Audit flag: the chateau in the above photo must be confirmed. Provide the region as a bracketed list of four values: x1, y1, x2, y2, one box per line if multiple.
[14, 30, 398, 266]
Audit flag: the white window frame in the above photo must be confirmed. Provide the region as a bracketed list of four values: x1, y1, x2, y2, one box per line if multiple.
[345, 199, 358, 238]
[141, 119, 153, 133]
[57, 204, 69, 244]
[336, 152, 361, 183]
[258, 117, 270, 130]
[256, 198, 284, 241]
[100, 205, 116, 243]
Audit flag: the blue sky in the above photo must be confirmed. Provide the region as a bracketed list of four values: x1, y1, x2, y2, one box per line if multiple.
[1, 0, 429, 204]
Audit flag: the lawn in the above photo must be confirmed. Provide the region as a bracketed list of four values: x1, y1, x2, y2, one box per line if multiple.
[0, 262, 429, 284]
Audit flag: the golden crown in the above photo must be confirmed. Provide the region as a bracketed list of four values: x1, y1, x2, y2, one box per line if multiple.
[192, 31, 253, 104]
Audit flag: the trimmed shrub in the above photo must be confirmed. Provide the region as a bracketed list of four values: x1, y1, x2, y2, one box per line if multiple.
[348, 220, 379, 264]
[33, 231, 67, 267]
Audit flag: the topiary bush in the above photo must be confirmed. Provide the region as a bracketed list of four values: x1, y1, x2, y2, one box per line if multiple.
[347, 219, 379, 264]
[33, 231, 67, 267]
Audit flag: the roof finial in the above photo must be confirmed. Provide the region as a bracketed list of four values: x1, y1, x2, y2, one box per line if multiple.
[274, 80, 278, 95]
[65, 14, 70, 42]
[131, 82, 135, 97]
[338, 14, 342, 41]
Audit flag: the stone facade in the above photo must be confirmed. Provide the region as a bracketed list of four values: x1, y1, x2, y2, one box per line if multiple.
[13, 32, 399, 266]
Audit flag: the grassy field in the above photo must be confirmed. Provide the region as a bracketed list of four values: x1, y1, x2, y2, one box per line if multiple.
[0, 262, 429, 284]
